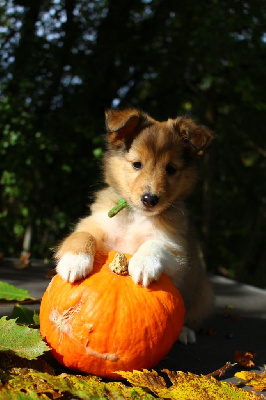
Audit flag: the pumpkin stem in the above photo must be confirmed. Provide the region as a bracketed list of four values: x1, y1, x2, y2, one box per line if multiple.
[109, 253, 128, 275]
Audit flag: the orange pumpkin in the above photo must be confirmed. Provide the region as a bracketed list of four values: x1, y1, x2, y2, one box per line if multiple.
[40, 251, 185, 379]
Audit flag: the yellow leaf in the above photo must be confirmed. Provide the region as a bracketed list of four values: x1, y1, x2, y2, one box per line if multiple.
[235, 367, 266, 392]
[118, 369, 259, 399]
[161, 372, 258, 400]
[117, 369, 167, 391]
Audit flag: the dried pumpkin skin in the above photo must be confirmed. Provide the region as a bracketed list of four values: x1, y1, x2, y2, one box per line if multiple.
[40, 251, 185, 379]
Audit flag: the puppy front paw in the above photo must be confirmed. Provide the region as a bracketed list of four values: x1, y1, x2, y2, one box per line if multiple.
[56, 252, 94, 282]
[128, 253, 164, 287]
[178, 326, 196, 345]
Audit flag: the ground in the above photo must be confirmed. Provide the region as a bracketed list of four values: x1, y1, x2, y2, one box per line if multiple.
[0, 258, 266, 395]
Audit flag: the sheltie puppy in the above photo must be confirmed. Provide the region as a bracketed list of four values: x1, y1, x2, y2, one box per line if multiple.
[56, 108, 214, 344]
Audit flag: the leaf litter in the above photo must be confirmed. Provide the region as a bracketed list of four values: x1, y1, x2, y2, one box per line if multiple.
[0, 292, 265, 399]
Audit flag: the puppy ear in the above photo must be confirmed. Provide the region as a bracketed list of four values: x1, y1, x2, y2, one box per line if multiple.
[174, 117, 214, 156]
[105, 108, 148, 147]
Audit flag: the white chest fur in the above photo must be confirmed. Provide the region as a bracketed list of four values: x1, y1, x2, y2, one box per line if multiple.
[92, 210, 157, 254]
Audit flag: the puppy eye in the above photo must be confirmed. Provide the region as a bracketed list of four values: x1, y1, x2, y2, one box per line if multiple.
[166, 164, 177, 176]
[132, 161, 142, 170]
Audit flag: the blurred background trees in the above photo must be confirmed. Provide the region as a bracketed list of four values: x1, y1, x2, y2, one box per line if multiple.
[0, 0, 265, 286]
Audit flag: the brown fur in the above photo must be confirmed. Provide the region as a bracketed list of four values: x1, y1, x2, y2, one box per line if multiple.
[56, 232, 96, 259]
[56, 108, 214, 331]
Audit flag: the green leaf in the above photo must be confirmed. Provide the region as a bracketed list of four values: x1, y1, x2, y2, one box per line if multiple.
[1, 368, 155, 399]
[0, 387, 48, 400]
[0, 317, 50, 360]
[0, 281, 33, 301]
[11, 305, 40, 325]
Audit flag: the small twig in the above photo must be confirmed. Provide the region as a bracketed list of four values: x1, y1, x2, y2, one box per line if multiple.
[206, 362, 237, 378]
[108, 199, 130, 218]
[0, 298, 42, 305]
[16, 323, 40, 329]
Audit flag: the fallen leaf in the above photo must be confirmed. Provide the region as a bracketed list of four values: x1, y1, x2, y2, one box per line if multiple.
[11, 305, 40, 326]
[118, 369, 259, 399]
[0, 317, 50, 360]
[0, 282, 33, 301]
[222, 305, 235, 318]
[234, 351, 257, 368]
[117, 369, 167, 391]
[235, 367, 266, 392]
[0, 368, 155, 399]
[198, 328, 217, 336]
[0, 386, 49, 399]
[0, 352, 54, 375]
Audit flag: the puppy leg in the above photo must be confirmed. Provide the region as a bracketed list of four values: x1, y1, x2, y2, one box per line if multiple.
[178, 275, 214, 344]
[55, 231, 96, 282]
[178, 326, 196, 345]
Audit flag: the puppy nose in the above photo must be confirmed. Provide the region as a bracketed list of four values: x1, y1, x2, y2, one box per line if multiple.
[141, 193, 159, 208]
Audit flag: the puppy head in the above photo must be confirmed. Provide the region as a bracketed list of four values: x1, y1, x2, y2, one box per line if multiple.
[104, 108, 214, 215]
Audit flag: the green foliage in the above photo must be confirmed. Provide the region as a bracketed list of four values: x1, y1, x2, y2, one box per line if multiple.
[0, 281, 33, 301]
[11, 305, 40, 326]
[1, 368, 155, 399]
[0, 387, 46, 400]
[0, 0, 266, 285]
[0, 317, 50, 360]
